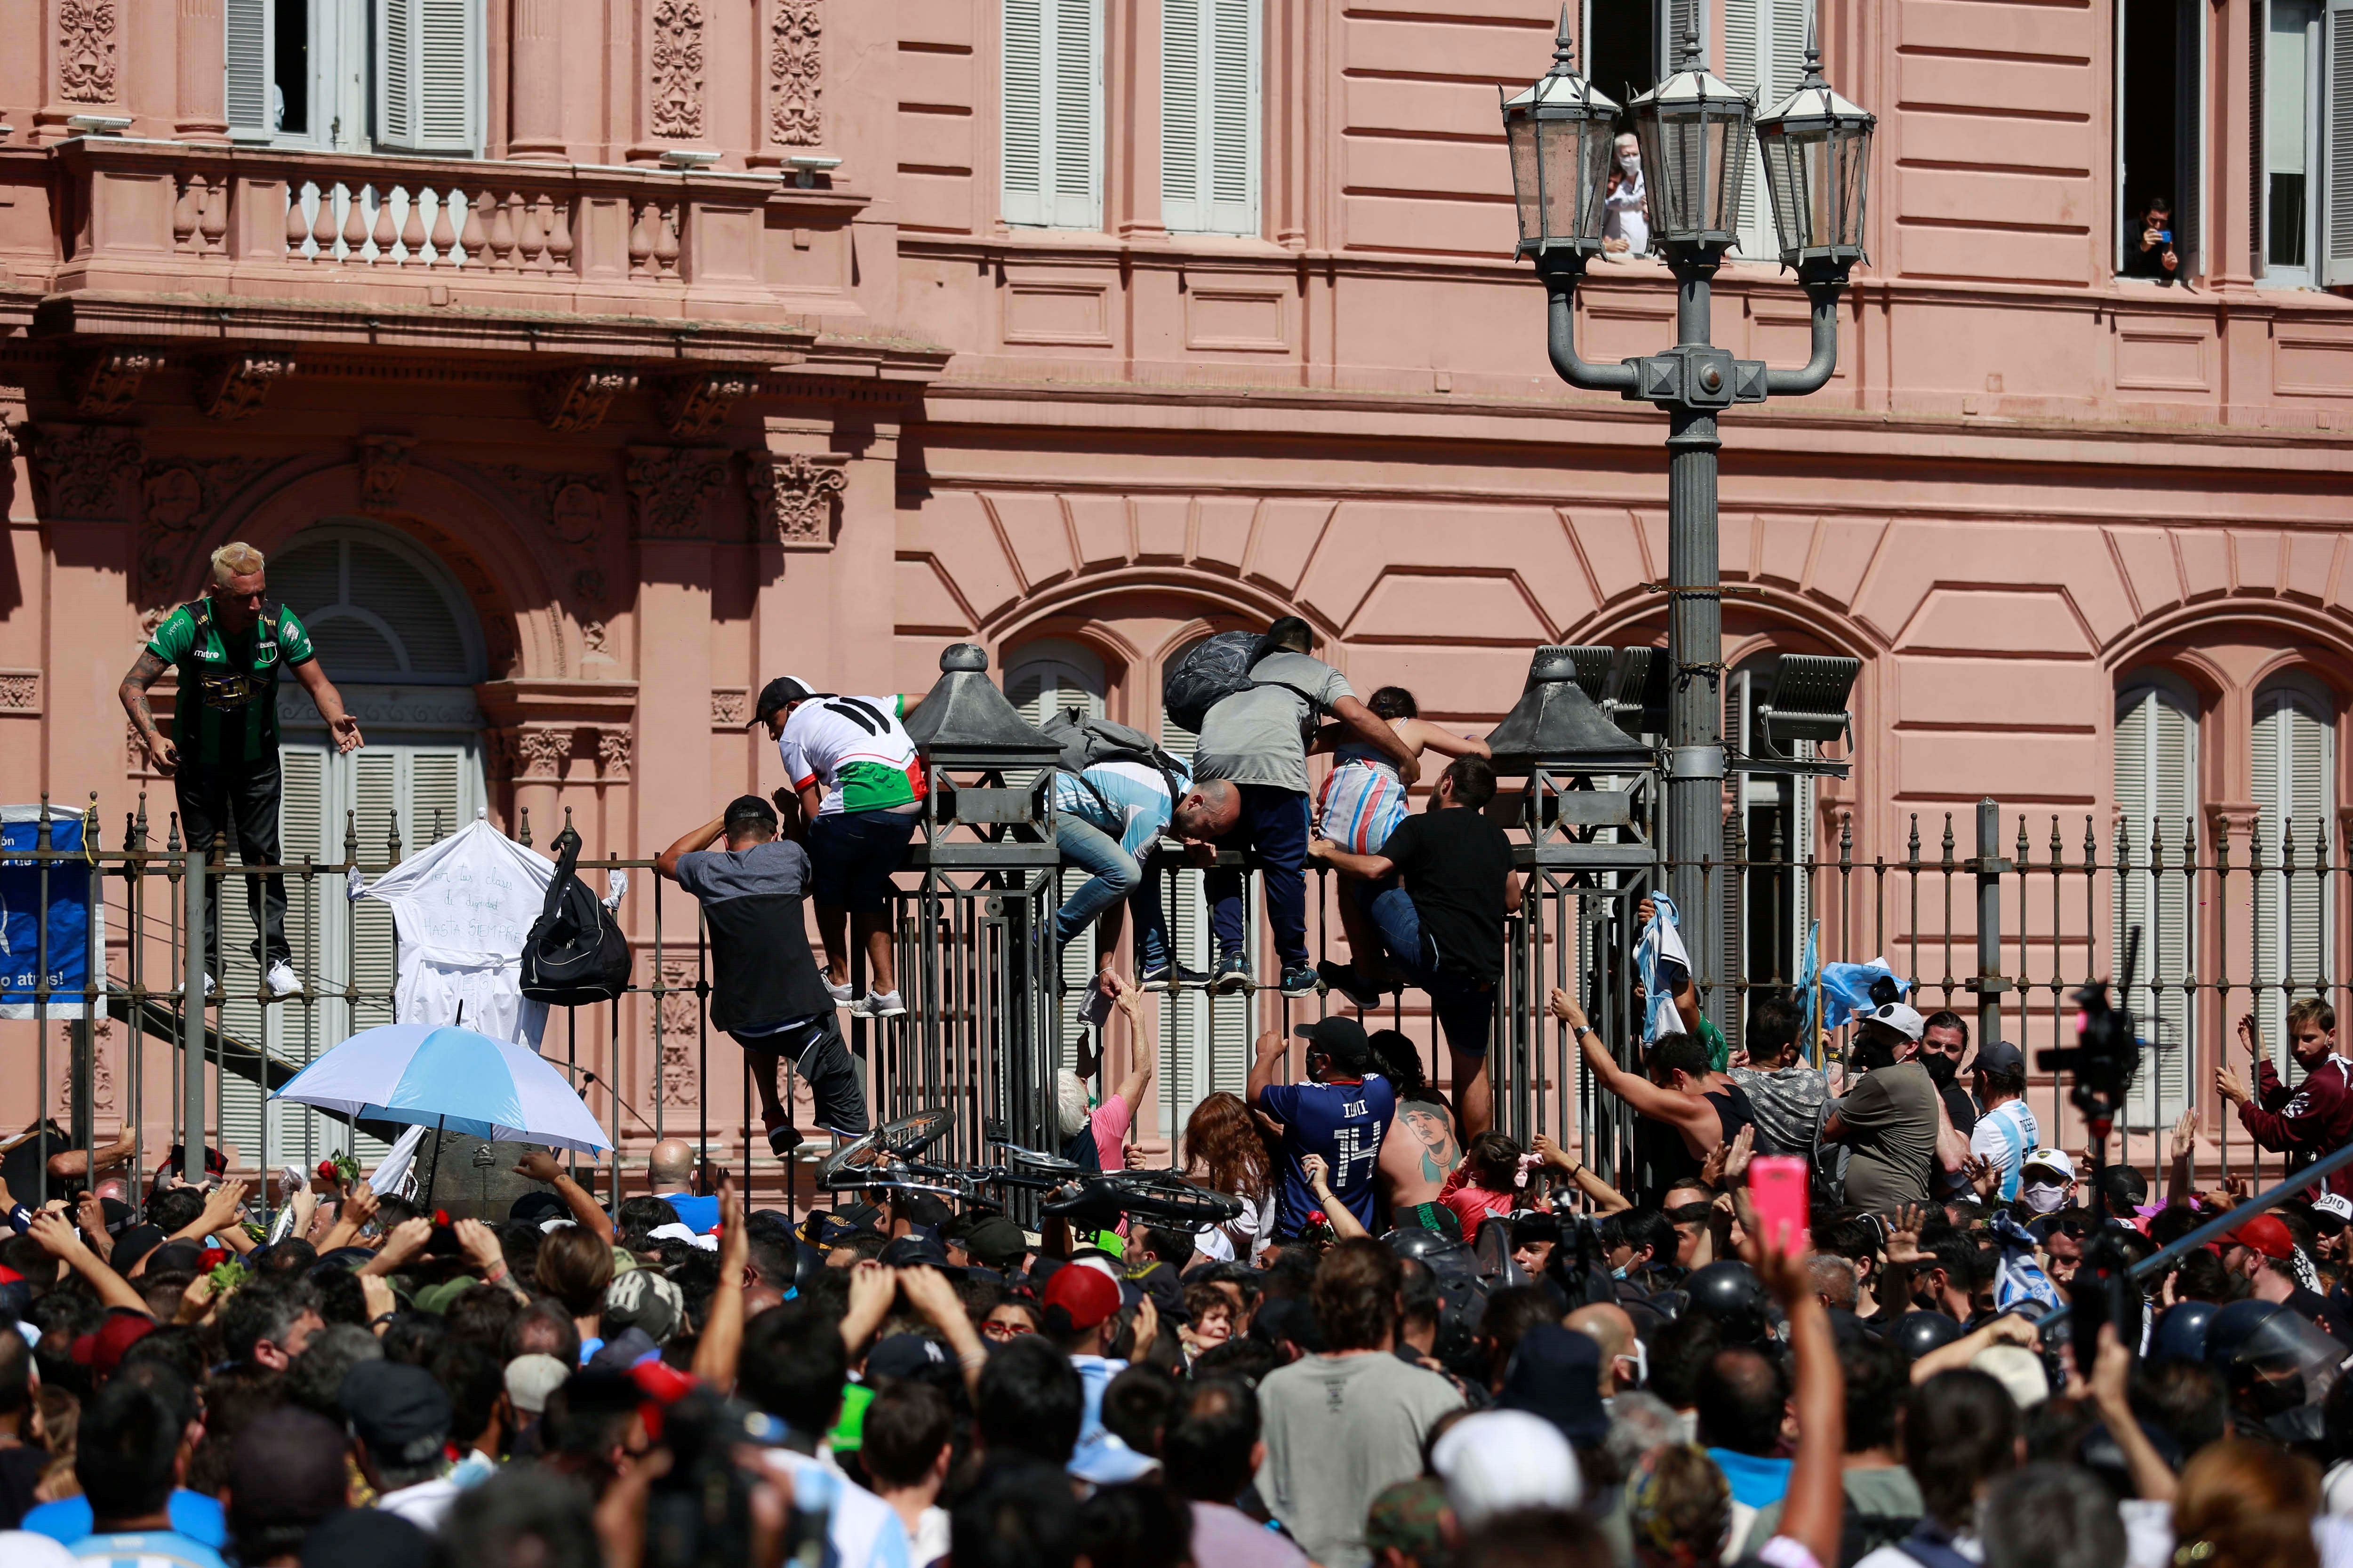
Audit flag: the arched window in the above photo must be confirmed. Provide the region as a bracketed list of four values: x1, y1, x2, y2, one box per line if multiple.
[1726, 653, 1815, 1048]
[268, 528, 484, 686]
[2253, 676, 2336, 1085]
[1004, 637, 1107, 725]
[2114, 676, 2200, 1127]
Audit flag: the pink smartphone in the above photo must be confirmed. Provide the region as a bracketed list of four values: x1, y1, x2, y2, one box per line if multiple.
[1748, 1156, 1809, 1255]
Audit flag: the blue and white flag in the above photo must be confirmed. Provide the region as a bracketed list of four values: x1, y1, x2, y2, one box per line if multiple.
[1989, 1211, 2064, 1314]
[0, 805, 106, 1020]
[1820, 956, 1908, 1029]
[1638, 892, 1691, 1044]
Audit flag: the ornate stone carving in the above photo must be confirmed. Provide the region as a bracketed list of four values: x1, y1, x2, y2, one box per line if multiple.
[649, 0, 706, 139]
[625, 446, 730, 539]
[769, 0, 824, 147]
[656, 960, 698, 1106]
[137, 453, 273, 601]
[597, 730, 632, 777]
[195, 354, 294, 421]
[532, 367, 637, 434]
[711, 688, 748, 726]
[575, 568, 607, 603]
[0, 672, 38, 710]
[465, 463, 611, 606]
[746, 452, 848, 548]
[30, 423, 144, 520]
[656, 372, 759, 439]
[58, 0, 119, 103]
[358, 435, 416, 512]
[64, 347, 160, 416]
[512, 728, 574, 779]
[582, 619, 611, 658]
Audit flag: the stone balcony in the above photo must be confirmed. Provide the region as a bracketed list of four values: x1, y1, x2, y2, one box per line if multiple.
[9, 136, 886, 369]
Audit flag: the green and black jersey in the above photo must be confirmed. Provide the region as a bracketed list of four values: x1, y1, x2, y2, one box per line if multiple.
[146, 599, 317, 767]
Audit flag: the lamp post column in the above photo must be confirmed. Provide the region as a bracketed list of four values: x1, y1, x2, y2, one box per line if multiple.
[1665, 257, 1724, 1022]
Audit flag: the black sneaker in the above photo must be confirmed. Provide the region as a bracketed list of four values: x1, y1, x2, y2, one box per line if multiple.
[1211, 952, 1253, 994]
[768, 1123, 804, 1157]
[1138, 960, 1211, 992]
[1318, 960, 1383, 1010]
[1279, 964, 1322, 999]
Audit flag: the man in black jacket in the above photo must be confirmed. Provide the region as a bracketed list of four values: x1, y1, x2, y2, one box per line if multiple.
[657, 795, 869, 1155]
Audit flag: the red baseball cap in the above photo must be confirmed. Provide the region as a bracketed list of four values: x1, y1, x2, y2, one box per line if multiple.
[2228, 1214, 2296, 1261]
[1043, 1262, 1121, 1331]
[72, 1308, 158, 1376]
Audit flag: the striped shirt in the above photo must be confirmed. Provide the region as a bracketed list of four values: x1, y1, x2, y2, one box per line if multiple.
[1969, 1098, 2041, 1202]
[68, 1534, 226, 1568]
[1052, 759, 1188, 859]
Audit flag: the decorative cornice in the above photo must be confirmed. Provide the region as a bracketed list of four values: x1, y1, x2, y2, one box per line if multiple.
[195, 354, 295, 421]
[769, 0, 824, 147]
[357, 434, 416, 512]
[533, 366, 639, 433]
[29, 422, 144, 519]
[64, 345, 160, 416]
[657, 371, 759, 438]
[625, 445, 730, 539]
[745, 451, 847, 548]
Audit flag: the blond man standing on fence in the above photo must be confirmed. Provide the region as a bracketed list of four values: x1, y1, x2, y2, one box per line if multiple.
[120, 542, 365, 997]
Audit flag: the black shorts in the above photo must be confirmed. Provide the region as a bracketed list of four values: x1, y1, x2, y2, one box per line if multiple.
[807, 809, 918, 914]
[733, 1014, 870, 1137]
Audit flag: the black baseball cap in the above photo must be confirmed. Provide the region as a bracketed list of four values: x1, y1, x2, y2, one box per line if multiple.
[1294, 1016, 1373, 1072]
[960, 1215, 1031, 1268]
[752, 676, 817, 725]
[341, 1360, 452, 1464]
[1974, 1040, 2025, 1076]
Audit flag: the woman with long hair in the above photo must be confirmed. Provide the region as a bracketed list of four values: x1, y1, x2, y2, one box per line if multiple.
[1181, 1091, 1275, 1265]
[2170, 1438, 2321, 1568]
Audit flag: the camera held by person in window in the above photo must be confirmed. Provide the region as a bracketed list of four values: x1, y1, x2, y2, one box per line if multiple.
[1603, 132, 1649, 259]
[2123, 194, 2181, 285]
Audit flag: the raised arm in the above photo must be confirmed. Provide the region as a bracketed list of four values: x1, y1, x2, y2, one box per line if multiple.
[1327, 696, 1420, 782]
[654, 815, 726, 881]
[1751, 1221, 1844, 1568]
[1246, 1030, 1287, 1110]
[514, 1149, 615, 1243]
[1106, 974, 1155, 1114]
[120, 648, 177, 777]
[1532, 1131, 1630, 1215]
[693, 1181, 749, 1392]
[30, 1211, 146, 1314]
[1549, 988, 1708, 1131]
[1401, 719, 1491, 761]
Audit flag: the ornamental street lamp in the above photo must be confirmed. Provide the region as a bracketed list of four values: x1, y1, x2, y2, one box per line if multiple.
[1505, 11, 1874, 1021]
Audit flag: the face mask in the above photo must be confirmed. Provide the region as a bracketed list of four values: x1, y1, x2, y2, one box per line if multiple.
[1855, 1034, 1899, 1072]
[1923, 1053, 1958, 1087]
[1619, 152, 1641, 174]
[2022, 1180, 2067, 1215]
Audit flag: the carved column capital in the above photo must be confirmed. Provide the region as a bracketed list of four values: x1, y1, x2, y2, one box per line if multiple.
[511, 728, 575, 780]
[533, 367, 639, 433]
[625, 446, 731, 539]
[196, 354, 296, 421]
[745, 452, 848, 549]
[596, 729, 632, 778]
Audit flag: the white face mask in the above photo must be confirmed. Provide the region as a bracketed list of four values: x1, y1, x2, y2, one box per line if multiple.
[2021, 1180, 2067, 1215]
[1619, 151, 1641, 175]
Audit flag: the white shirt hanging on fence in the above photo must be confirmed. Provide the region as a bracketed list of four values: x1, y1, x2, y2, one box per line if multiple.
[357, 816, 555, 1049]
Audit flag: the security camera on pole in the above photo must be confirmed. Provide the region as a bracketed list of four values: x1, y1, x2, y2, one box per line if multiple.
[1501, 11, 1874, 1016]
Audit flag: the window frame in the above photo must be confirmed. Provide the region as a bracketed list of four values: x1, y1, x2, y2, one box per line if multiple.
[2257, 0, 2326, 286]
[1160, 0, 1264, 238]
[2113, 674, 2202, 1129]
[1001, 0, 1106, 231]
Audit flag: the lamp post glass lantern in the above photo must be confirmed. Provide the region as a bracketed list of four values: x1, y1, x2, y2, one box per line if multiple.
[1753, 37, 1875, 269]
[1502, 18, 1873, 1031]
[1629, 29, 1755, 251]
[1500, 6, 1620, 257]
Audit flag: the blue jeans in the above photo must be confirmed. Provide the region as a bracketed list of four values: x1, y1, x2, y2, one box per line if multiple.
[1208, 784, 1310, 968]
[1053, 816, 1173, 970]
[1361, 881, 1497, 1058]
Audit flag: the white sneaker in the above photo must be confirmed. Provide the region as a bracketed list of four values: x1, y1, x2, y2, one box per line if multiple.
[826, 977, 855, 1006]
[852, 990, 906, 1019]
[266, 961, 303, 998]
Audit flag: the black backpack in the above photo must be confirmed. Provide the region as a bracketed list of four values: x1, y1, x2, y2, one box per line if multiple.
[1160, 631, 1329, 736]
[520, 826, 632, 1006]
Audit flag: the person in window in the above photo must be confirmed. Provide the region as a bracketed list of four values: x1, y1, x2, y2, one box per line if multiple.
[120, 541, 366, 1000]
[751, 675, 929, 1019]
[656, 793, 870, 1156]
[1603, 132, 1649, 258]
[2122, 195, 2181, 284]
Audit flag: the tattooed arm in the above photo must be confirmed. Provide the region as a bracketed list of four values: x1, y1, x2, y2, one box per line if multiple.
[120, 648, 177, 777]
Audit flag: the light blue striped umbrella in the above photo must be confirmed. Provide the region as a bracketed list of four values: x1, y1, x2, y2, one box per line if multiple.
[272, 1022, 612, 1155]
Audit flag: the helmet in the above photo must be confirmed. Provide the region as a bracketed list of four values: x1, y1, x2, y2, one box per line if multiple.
[2149, 1301, 2218, 1364]
[1683, 1261, 1770, 1344]
[1388, 1225, 1473, 1266]
[2203, 1299, 2346, 1417]
[1892, 1310, 1966, 1363]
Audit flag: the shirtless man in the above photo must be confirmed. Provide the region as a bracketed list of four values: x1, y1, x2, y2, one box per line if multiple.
[1366, 1028, 1463, 1226]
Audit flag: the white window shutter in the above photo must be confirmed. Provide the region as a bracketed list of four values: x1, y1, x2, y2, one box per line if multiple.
[225, 0, 272, 137]
[376, 0, 482, 154]
[1726, 0, 1810, 261]
[1005, 0, 1102, 228]
[1662, 0, 1708, 74]
[2253, 688, 2334, 1087]
[2327, 0, 2353, 284]
[2114, 685, 2198, 1128]
[1162, 0, 1259, 234]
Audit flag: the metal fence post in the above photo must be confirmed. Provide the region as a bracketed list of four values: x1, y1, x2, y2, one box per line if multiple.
[1974, 798, 2007, 1048]
[182, 846, 207, 1167]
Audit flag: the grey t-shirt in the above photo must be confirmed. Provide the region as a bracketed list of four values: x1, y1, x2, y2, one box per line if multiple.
[1835, 1060, 1940, 1212]
[1256, 1350, 1463, 1568]
[673, 838, 809, 902]
[1192, 652, 1355, 796]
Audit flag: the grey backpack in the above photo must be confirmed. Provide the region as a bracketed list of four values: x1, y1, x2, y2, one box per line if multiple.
[1036, 706, 1188, 818]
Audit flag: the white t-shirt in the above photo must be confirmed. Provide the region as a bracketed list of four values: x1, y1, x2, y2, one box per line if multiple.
[779, 696, 926, 816]
[760, 1448, 912, 1568]
[1856, 1535, 1982, 1568]
[907, 1505, 949, 1568]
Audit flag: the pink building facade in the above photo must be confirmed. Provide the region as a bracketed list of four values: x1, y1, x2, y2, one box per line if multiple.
[0, 0, 2349, 1186]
